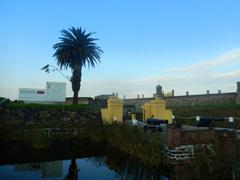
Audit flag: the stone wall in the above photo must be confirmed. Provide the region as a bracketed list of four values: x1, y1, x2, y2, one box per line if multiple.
[165, 92, 237, 106]
[124, 98, 154, 110]
[124, 92, 238, 110]
[167, 126, 214, 147]
[0, 107, 101, 123]
[166, 126, 238, 161]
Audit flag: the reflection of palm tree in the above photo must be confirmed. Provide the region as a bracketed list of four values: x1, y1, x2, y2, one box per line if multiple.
[64, 158, 79, 180]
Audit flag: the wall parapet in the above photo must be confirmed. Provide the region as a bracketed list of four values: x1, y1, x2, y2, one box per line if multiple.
[124, 92, 238, 110]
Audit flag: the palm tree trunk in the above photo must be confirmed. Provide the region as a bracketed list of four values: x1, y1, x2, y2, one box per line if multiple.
[73, 90, 79, 104]
[71, 65, 82, 104]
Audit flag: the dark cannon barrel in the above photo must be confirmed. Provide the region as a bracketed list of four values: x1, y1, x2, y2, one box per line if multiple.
[200, 116, 224, 121]
[197, 116, 224, 128]
[146, 119, 168, 125]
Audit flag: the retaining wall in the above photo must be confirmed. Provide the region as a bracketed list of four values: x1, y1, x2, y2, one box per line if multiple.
[0, 107, 101, 123]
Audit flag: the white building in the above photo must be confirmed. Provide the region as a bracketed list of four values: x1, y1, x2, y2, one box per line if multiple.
[19, 82, 66, 104]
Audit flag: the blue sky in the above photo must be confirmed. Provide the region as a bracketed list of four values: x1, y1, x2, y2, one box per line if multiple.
[1, 0, 240, 99]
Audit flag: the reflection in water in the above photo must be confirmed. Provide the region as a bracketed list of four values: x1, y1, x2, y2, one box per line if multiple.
[64, 158, 79, 180]
[14, 160, 63, 178]
[0, 156, 169, 180]
[91, 156, 169, 180]
[0, 143, 170, 180]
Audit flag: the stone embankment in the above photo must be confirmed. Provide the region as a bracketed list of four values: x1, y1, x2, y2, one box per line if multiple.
[0, 106, 101, 123]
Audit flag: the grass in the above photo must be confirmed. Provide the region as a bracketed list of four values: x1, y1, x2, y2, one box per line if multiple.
[88, 124, 169, 168]
[6, 102, 98, 111]
[0, 120, 169, 168]
[0, 120, 92, 150]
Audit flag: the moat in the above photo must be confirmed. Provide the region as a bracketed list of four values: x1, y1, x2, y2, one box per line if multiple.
[0, 142, 169, 180]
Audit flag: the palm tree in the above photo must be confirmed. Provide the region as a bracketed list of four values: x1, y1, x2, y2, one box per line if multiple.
[52, 27, 103, 104]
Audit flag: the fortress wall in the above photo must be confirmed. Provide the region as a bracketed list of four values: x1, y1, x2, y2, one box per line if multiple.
[165, 93, 237, 106]
[124, 93, 238, 109]
[124, 98, 153, 109]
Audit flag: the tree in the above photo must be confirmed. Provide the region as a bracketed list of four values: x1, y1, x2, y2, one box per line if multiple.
[51, 27, 103, 104]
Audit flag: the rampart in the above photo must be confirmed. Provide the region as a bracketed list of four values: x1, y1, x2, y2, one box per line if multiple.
[165, 92, 237, 106]
[124, 92, 239, 110]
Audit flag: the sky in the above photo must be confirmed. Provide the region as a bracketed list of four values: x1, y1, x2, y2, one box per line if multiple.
[1, 0, 240, 100]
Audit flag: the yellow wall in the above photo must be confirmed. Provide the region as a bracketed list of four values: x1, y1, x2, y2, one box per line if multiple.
[142, 97, 173, 123]
[101, 96, 123, 124]
[143, 103, 151, 121]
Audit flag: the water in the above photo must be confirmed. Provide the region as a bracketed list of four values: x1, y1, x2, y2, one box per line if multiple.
[0, 142, 169, 180]
[0, 158, 119, 180]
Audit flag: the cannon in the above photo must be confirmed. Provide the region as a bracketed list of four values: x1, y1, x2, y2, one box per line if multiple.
[144, 118, 168, 132]
[197, 116, 224, 129]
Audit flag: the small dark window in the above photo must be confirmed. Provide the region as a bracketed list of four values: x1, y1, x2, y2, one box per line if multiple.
[37, 90, 45, 94]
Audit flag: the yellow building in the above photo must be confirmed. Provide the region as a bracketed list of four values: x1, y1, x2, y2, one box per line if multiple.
[101, 96, 123, 124]
[142, 97, 173, 123]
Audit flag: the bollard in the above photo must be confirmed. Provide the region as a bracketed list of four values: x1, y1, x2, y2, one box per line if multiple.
[196, 116, 200, 127]
[172, 115, 175, 124]
[131, 114, 137, 126]
[113, 116, 117, 125]
[228, 117, 234, 129]
[196, 116, 200, 121]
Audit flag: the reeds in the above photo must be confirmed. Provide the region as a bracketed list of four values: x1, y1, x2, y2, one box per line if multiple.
[88, 124, 169, 168]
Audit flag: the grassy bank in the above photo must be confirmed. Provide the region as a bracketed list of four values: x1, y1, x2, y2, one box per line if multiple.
[0, 120, 169, 168]
[89, 124, 168, 168]
[169, 103, 240, 117]
[5, 102, 98, 111]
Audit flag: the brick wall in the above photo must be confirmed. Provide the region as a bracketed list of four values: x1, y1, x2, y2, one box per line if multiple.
[167, 127, 214, 148]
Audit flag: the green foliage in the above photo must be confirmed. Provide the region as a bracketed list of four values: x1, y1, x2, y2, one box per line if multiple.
[89, 124, 169, 168]
[5, 102, 98, 111]
[29, 130, 48, 149]
[52, 27, 103, 104]
[53, 27, 103, 70]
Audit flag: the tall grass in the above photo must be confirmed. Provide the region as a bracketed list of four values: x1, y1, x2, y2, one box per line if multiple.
[88, 124, 169, 168]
